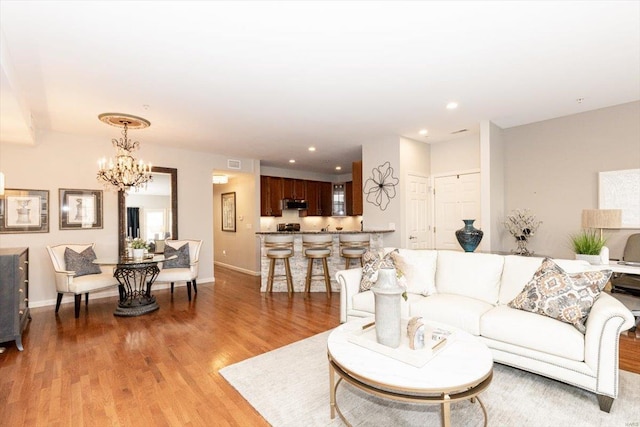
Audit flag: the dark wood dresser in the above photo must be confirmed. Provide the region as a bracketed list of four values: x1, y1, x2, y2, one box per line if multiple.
[0, 247, 30, 351]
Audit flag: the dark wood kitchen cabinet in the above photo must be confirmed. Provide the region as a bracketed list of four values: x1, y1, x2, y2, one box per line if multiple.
[0, 247, 30, 351]
[320, 182, 333, 216]
[305, 180, 321, 215]
[282, 178, 306, 200]
[260, 176, 283, 216]
[351, 161, 363, 215]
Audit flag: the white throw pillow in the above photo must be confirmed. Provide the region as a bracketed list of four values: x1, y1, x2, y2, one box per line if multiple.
[391, 249, 438, 296]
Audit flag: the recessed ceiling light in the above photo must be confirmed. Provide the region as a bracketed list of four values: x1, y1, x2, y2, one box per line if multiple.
[335, 166, 342, 171]
[419, 129, 428, 136]
[446, 102, 458, 110]
[576, 98, 585, 103]
[289, 159, 295, 163]
[308, 146, 316, 152]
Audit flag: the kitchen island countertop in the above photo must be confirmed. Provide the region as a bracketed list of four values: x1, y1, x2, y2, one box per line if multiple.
[255, 229, 394, 235]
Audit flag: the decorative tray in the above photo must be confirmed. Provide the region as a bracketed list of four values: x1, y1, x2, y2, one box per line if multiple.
[347, 321, 453, 368]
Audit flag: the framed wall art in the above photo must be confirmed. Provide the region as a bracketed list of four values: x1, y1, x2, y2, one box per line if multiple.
[59, 188, 103, 230]
[0, 188, 49, 234]
[222, 192, 236, 232]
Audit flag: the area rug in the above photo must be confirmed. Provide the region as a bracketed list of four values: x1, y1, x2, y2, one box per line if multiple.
[220, 331, 640, 426]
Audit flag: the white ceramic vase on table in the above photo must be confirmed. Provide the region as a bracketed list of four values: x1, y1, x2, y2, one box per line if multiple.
[371, 267, 403, 348]
[133, 248, 144, 260]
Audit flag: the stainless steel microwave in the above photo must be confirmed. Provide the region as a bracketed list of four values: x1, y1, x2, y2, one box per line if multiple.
[281, 199, 308, 210]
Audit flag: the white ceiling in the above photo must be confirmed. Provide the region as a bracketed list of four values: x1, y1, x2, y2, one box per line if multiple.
[1, 1, 639, 175]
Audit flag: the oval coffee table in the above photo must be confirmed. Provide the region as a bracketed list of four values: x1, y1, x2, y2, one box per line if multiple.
[327, 318, 493, 427]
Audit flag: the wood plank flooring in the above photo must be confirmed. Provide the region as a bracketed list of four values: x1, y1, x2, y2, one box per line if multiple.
[1, 265, 638, 426]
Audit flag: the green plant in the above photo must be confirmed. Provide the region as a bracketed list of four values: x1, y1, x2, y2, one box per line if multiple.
[570, 230, 606, 255]
[130, 238, 149, 250]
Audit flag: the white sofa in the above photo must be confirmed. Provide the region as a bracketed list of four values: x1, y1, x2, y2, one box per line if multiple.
[336, 249, 635, 412]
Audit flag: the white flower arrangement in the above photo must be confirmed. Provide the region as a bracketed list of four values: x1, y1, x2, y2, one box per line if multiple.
[504, 209, 542, 255]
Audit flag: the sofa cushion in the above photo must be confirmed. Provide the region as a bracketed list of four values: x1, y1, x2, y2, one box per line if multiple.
[435, 250, 504, 305]
[64, 247, 101, 277]
[409, 294, 494, 335]
[481, 305, 585, 361]
[499, 256, 593, 305]
[359, 249, 397, 292]
[508, 258, 611, 333]
[351, 289, 415, 319]
[391, 249, 438, 296]
[163, 243, 190, 269]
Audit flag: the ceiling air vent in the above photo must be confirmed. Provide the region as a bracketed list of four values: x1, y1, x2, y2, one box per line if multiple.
[451, 129, 468, 134]
[227, 159, 241, 170]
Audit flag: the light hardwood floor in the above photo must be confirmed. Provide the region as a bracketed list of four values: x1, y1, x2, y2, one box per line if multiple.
[1, 266, 638, 426]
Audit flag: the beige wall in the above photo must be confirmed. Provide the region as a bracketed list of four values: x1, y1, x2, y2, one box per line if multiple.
[502, 101, 640, 259]
[0, 130, 258, 307]
[213, 172, 261, 274]
[429, 133, 480, 176]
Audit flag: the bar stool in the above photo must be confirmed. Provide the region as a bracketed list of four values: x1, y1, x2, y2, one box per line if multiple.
[265, 235, 295, 297]
[302, 234, 333, 297]
[339, 233, 370, 269]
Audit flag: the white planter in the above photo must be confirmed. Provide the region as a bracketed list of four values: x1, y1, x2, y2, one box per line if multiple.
[575, 253, 603, 265]
[133, 248, 144, 260]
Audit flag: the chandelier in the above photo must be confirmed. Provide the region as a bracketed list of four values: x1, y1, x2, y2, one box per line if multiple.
[97, 113, 152, 193]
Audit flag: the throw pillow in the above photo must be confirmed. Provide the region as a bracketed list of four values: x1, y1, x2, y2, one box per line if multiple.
[359, 249, 398, 292]
[163, 243, 190, 269]
[64, 247, 101, 277]
[508, 258, 611, 333]
[391, 249, 438, 296]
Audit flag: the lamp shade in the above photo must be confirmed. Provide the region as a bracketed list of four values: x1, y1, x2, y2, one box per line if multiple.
[581, 209, 622, 229]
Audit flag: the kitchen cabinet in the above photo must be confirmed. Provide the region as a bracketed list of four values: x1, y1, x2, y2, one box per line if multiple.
[304, 180, 321, 216]
[282, 178, 306, 200]
[352, 161, 363, 215]
[320, 182, 333, 216]
[260, 176, 283, 216]
[345, 181, 353, 216]
[0, 247, 30, 351]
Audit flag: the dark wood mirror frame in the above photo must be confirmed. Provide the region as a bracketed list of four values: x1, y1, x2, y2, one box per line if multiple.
[118, 166, 178, 256]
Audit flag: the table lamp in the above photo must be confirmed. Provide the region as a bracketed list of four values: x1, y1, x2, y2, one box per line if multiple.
[581, 209, 622, 264]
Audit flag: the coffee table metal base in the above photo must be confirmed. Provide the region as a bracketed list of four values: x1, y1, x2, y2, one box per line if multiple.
[329, 356, 491, 427]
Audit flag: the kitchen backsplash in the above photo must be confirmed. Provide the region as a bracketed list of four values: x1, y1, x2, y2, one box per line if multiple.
[260, 211, 363, 232]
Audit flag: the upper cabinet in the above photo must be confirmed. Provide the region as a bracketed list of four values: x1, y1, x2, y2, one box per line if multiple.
[282, 178, 306, 200]
[260, 162, 362, 217]
[351, 161, 363, 216]
[260, 176, 283, 216]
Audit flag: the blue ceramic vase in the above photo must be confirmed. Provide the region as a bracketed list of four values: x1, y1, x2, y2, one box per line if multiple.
[455, 219, 483, 252]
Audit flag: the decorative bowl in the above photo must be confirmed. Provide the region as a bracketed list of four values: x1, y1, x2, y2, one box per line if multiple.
[336, 227, 343, 231]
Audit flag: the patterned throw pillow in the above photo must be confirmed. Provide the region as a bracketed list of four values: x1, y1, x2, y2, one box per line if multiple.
[163, 243, 190, 269]
[359, 249, 398, 292]
[508, 258, 611, 333]
[64, 247, 101, 277]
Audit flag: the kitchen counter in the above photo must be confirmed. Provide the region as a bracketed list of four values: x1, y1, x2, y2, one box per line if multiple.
[256, 229, 394, 235]
[256, 231, 392, 293]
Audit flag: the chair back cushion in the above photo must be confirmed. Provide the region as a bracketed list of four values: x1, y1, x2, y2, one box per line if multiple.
[64, 246, 101, 277]
[623, 233, 640, 262]
[162, 239, 202, 268]
[48, 243, 95, 271]
[163, 243, 190, 268]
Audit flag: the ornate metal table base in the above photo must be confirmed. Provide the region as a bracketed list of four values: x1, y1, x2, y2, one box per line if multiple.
[114, 261, 160, 317]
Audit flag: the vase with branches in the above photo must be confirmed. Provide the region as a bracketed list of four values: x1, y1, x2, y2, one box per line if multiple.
[504, 209, 542, 256]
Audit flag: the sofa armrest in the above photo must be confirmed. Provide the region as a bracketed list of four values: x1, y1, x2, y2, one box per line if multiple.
[336, 267, 363, 323]
[584, 292, 635, 397]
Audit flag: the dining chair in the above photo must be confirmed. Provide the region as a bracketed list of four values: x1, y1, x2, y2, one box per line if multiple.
[46, 243, 120, 318]
[155, 239, 203, 301]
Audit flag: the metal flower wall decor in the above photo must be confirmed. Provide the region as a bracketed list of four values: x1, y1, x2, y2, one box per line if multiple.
[363, 161, 399, 211]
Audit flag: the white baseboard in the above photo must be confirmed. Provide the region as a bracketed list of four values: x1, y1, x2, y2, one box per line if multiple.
[214, 261, 260, 276]
[29, 280, 216, 309]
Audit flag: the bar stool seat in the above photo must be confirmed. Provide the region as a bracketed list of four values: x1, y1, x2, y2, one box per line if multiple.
[339, 233, 370, 269]
[302, 234, 333, 297]
[265, 235, 295, 297]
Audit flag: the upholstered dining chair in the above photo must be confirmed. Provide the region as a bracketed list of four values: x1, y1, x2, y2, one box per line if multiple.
[46, 243, 120, 318]
[155, 239, 203, 301]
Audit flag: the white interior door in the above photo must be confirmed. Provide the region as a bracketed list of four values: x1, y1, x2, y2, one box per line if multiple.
[406, 174, 431, 249]
[434, 173, 481, 250]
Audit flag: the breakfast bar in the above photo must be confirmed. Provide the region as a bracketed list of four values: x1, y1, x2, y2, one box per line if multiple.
[255, 230, 393, 293]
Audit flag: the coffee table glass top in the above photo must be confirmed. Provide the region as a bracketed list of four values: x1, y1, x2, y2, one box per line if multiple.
[327, 317, 493, 393]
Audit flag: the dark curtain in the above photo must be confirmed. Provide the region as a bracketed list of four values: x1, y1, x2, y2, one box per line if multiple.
[127, 207, 140, 238]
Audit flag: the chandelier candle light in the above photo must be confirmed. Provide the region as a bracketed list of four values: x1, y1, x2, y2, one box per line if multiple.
[97, 113, 152, 193]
